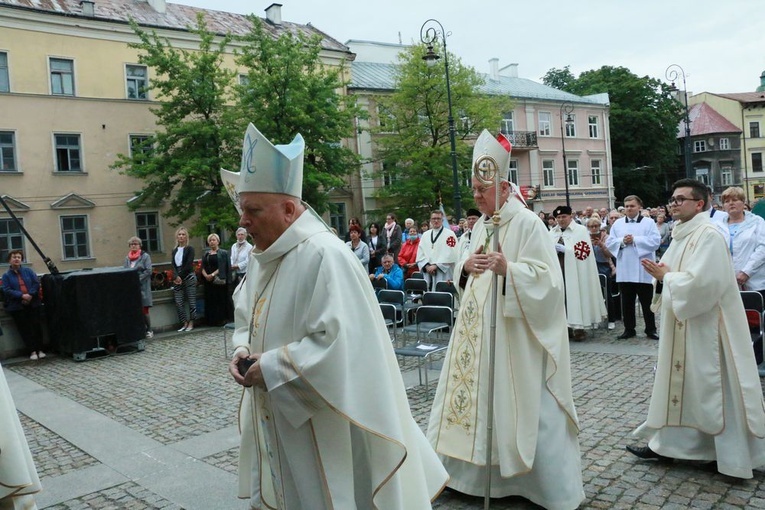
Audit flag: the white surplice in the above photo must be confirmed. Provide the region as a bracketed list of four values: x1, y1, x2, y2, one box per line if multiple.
[416, 227, 458, 290]
[605, 215, 660, 284]
[0, 365, 41, 510]
[550, 222, 607, 329]
[634, 212, 765, 478]
[231, 208, 448, 509]
[427, 197, 584, 510]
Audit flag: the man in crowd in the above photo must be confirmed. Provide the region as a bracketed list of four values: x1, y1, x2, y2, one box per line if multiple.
[416, 209, 458, 290]
[221, 123, 447, 509]
[456, 208, 481, 259]
[230, 227, 253, 286]
[606, 195, 660, 339]
[370, 253, 404, 291]
[628, 178, 765, 479]
[550, 205, 607, 341]
[428, 130, 584, 509]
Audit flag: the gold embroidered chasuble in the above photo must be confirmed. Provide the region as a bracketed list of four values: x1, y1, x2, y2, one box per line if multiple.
[637, 212, 765, 436]
[427, 198, 579, 476]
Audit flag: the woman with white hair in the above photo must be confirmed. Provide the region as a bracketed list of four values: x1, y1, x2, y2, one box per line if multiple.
[230, 227, 253, 286]
[123, 236, 154, 339]
[201, 233, 231, 327]
[722, 186, 765, 294]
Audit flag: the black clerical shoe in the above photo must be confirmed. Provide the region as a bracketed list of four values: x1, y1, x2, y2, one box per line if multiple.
[625, 445, 670, 461]
[616, 330, 636, 340]
[646, 332, 660, 340]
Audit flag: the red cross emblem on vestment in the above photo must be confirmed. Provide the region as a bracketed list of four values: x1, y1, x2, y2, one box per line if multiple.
[573, 240, 591, 260]
[446, 236, 456, 248]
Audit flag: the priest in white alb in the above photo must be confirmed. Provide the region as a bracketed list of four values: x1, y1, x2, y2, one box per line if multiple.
[549, 205, 607, 340]
[427, 130, 584, 510]
[416, 209, 458, 290]
[628, 178, 765, 479]
[221, 124, 448, 509]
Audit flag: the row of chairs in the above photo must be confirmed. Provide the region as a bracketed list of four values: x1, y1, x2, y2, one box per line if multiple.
[742, 291, 765, 374]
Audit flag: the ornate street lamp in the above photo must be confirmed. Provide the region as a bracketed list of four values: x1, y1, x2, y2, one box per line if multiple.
[665, 64, 692, 179]
[420, 18, 461, 221]
[559, 101, 574, 207]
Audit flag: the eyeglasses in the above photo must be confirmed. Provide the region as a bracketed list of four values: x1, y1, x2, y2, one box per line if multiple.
[471, 185, 493, 196]
[430, 217, 442, 222]
[668, 195, 701, 206]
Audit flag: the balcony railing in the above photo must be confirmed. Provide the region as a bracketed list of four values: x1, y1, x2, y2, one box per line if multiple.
[499, 130, 538, 150]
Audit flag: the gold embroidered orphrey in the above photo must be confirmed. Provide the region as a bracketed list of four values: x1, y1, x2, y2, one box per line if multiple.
[473, 155, 499, 185]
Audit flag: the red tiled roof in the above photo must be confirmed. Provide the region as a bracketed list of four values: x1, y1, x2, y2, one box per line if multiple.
[0, 0, 351, 53]
[678, 102, 741, 139]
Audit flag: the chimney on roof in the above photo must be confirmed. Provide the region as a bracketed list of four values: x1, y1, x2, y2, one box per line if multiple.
[80, 0, 94, 16]
[757, 70, 765, 93]
[265, 3, 283, 25]
[500, 63, 519, 78]
[489, 58, 499, 81]
[147, 0, 165, 13]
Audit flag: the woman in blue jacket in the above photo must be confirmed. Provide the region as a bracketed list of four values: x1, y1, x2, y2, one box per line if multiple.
[2, 250, 45, 360]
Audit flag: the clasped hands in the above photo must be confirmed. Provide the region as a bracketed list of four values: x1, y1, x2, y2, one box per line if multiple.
[229, 351, 266, 389]
[463, 245, 507, 277]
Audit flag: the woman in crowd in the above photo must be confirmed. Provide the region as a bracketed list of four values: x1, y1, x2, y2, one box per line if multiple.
[123, 236, 153, 339]
[397, 226, 421, 279]
[2, 250, 45, 360]
[201, 233, 231, 327]
[587, 218, 620, 330]
[171, 227, 197, 332]
[344, 217, 367, 244]
[346, 225, 369, 272]
[419, 221, 429, 235]
[722, 186, 765, 294]
[656, 213, 671, 259]
[367, 222, 385, 275]
[383, 213, 403, 262]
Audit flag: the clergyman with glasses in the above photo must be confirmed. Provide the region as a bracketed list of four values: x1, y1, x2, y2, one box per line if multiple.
[415, 209, 458, 290]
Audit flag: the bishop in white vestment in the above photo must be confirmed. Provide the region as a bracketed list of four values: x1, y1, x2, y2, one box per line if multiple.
[427, 131, 584, 510]
[631, 178, 765, 479]
[221, 124, 448, 509]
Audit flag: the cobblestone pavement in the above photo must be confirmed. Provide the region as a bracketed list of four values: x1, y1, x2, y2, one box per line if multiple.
[5, 323, 765, 509]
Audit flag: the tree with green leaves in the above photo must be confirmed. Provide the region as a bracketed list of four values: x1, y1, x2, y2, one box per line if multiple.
[372, 45, 512, 220]
[112, 15, 241, 236]
[542, 65, 683, 205]
[232, 16, 362, 214]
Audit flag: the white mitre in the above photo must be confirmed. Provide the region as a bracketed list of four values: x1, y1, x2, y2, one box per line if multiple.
[472, 129, 512, 181]
[220, 123, 305, 213]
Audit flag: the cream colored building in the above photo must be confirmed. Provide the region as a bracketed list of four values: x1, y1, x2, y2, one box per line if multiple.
[0, 0, 352, 272]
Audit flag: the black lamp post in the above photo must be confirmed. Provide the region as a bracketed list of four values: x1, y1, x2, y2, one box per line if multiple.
[421, 18, 461, 221]
[666, 64, 692, 179]
[559, 101, 574, 207]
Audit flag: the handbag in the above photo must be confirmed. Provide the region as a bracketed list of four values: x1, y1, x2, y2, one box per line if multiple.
[212, 275, 227, 285]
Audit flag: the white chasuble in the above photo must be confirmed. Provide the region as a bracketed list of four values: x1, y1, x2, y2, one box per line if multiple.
[231, 209, 448, 509]
[427, 198, 584, 509]
[634, 212, 765, 478]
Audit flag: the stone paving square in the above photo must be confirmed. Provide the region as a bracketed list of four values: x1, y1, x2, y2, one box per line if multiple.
[4, 324, 765, 509]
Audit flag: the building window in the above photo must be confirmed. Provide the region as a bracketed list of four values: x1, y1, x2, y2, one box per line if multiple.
[0, 52, 8, 93]
[588, 115, 599, 138]
[378, 105, 395, 133]
[694, 140, 706, 152]
[696, 168, 709, 185]
[750, 122, 760, 139]
[542, 160, 555, 187]
[0, 218, 24, 262]
[564, 114, 576, 137]
[719, 138, 729, 150]
[500, 112, 514, 135]
[538, 112, 551, 137]
[0, 131, 16, 172]
[136, 212, 160, 252]
[591, 159, 602, 185]
[60, 215, 90, 259]
[508, 159, 518, 184]
[567, 160, 579, 186]
[721, 165, 732, 186]
[54, 134, 82, 172]
[382, 161, 396, 187]
[330, 202, 347, 237]
[129, 135, 152, 158]
[461, 169, 472, 188]
[50, 57, 75, 96]
[126, 64, 148, 100]
[753, 153, 763, 173]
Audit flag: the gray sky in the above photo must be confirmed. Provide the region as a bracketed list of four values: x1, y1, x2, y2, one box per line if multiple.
[179, 0, 764, 94]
